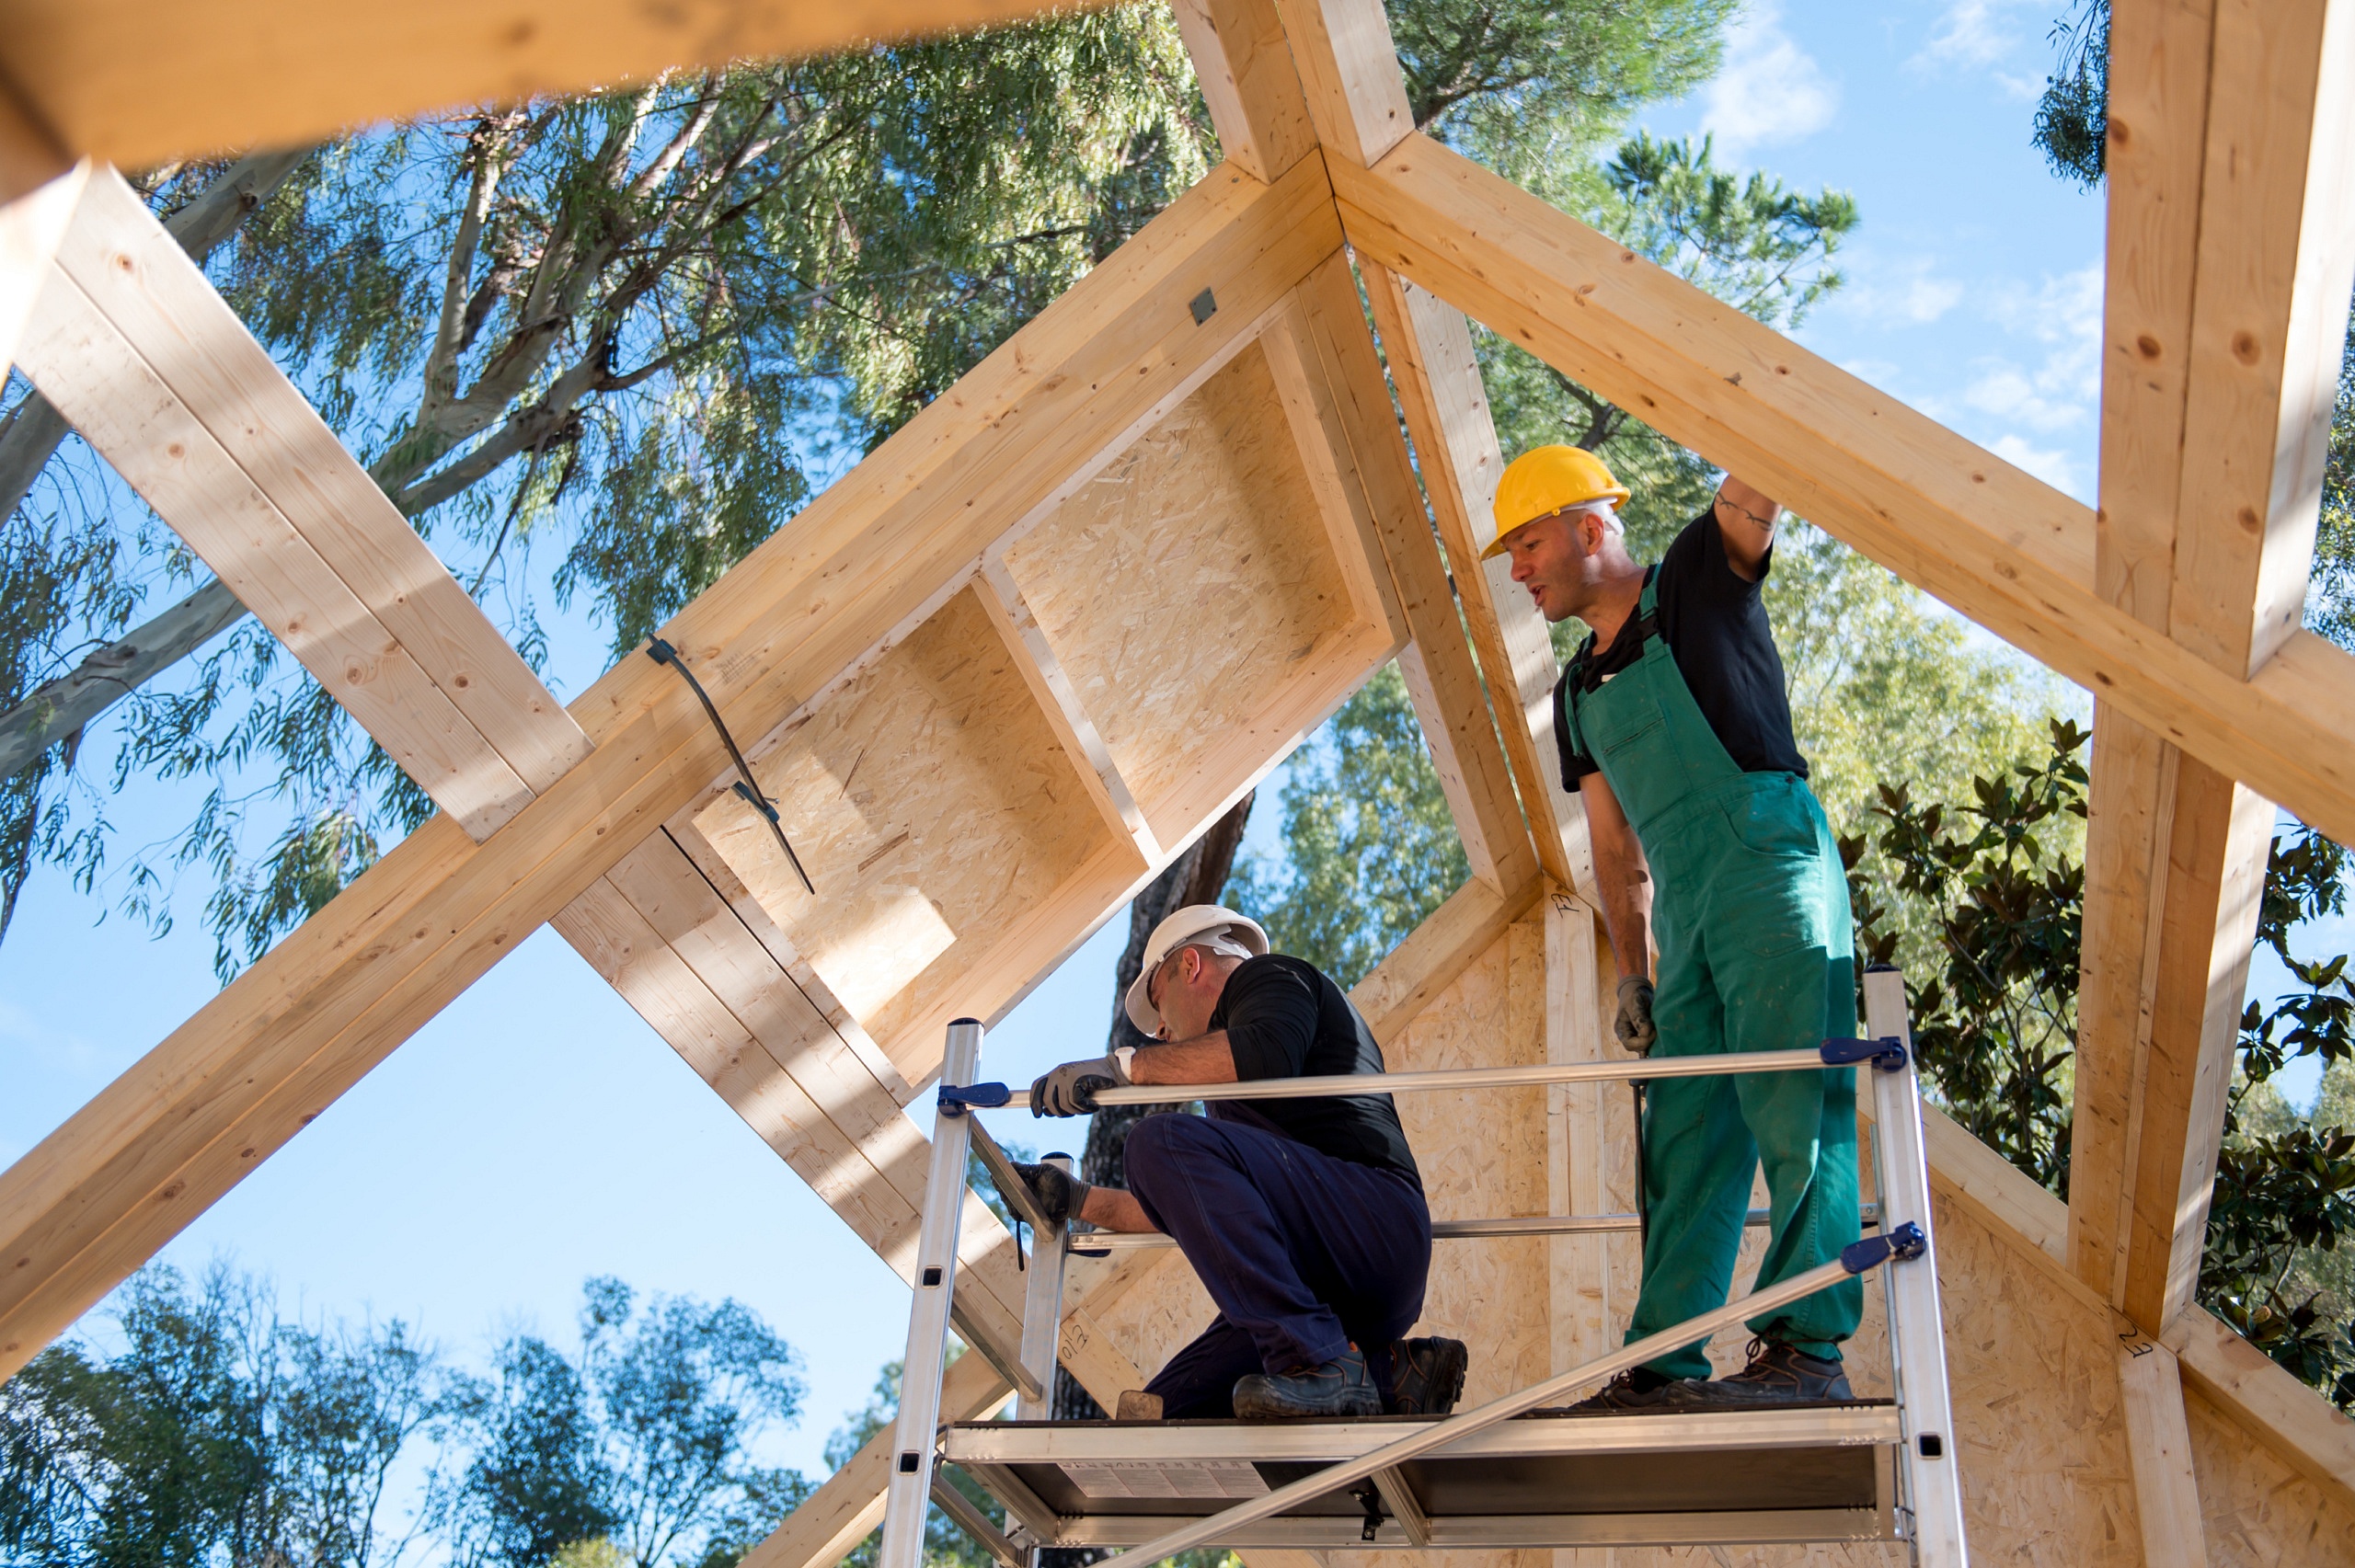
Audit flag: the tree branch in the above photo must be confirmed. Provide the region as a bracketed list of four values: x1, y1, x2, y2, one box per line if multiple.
[0, 577, 248, 784]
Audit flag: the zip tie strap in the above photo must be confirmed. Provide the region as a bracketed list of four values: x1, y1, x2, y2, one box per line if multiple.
[1820, 1035, 1909, 1070]
[648, 637, 814, 895]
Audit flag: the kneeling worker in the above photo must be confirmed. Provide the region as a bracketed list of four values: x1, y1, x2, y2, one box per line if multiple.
[1015, 905, 1466, 1420]
[1488, 446, 1860, 1410]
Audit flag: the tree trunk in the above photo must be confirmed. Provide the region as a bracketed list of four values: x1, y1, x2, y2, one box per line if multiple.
[0, 149, 309, 785]
[1048, 789, 1255, 1433]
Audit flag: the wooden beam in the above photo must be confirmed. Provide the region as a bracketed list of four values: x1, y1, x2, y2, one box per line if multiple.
[973, 563, 1161, 861]
[2164, 1302, 2355, 1517]
[1255, 0, 1589, 893]
[0, 155, 80, 382]
[2071, 0, 2355, 1333]
[0, 0, 1092, 175]
[1167, 0, 1317, 184]
[1267, 0, 1409, 165]
[1269, 252, 1536, 897]
[1362, 265, 1591, 893]
[2116, 1328, 2212, 1568]
[0, 155, 1344, 1384]
[17, 168, 591, 835]
[0, 73, 70, 207]
[1326, 132, 2355, 849]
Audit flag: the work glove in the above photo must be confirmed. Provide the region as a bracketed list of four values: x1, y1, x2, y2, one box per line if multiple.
[1011, 1162, 1093, 1226]
[1614, 976, 1658, 1057]
[1030, 1053, 1129, 1117]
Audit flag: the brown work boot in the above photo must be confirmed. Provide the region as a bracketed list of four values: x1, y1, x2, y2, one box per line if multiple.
[1383, 1336, 1468, 1415]
[1662, 1337, 1853, 1408]
[1563, 1366, 1675, 1413]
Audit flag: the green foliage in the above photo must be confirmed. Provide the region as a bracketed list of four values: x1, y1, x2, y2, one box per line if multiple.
[1843, 724, 2355, 1407]
[1229, 663, 1470, 990]
[0, 1264, 444, 1568]
[1393, 0, 1734, 177]
[2032, 0, 2111, 189]
[1843, 719, 2090, 1190]
[0, 1267, 810, 1568]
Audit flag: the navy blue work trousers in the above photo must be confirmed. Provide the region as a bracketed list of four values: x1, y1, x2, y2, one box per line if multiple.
[1124, 1112, 1430, 1419]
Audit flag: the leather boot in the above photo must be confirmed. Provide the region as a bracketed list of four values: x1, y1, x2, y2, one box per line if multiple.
[1383, 1336, 1469, 1415]
[1662, 1337, 1853, 1408]
[1233, 1348, 1383, 1419]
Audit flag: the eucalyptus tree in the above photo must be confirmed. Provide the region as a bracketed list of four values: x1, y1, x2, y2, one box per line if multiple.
[0, 6, 1212, 972]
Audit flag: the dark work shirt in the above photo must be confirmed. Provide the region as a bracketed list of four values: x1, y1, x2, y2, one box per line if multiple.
[1208, 955, 1420, 1183]
[1555, 510, 1809, 785]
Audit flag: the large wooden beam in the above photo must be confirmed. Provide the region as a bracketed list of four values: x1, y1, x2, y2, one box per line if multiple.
[0, 0, 1089, 178]
[0, 155, 78, 381]
[17, 167, 591, 836]
[1274, 250, 1537, 897]
[2071, 0, 2355, 1335]
[0, 155, 1344, 1384]
[1326, 132, 2355, 849]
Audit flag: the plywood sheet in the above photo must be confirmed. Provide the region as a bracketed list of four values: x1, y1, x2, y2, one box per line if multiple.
[2185, 1383, 2355, 1566]
[1002, 340, 1367, 844]
[696, 585, 1117, 1055]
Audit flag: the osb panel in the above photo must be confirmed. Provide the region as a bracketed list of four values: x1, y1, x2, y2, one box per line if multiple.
[2185, 1384, 2355, 1566]
[695, 585, 1114, 1044]
[1002, 340, 1363, 842]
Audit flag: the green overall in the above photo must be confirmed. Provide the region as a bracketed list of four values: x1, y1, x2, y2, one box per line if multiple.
[1562, 571, 1861, 1379]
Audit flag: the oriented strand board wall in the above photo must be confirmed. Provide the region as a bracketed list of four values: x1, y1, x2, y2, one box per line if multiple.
[2185, 1385, 2355, 1564]
[1003, 340, 1364, 845]
[697, 586, 1120, 1063]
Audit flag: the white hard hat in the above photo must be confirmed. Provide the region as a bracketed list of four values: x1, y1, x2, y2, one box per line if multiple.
[1124, 904, 1269, 1034]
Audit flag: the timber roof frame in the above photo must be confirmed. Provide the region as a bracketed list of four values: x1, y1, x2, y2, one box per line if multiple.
[5, 1, 2355, 1562]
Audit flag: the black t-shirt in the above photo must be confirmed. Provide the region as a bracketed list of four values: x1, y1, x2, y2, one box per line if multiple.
[1207, 954, 1419, 1182]
[1555, 510, 1809, 785]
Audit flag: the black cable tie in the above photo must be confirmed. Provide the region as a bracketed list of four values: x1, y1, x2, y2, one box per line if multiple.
[647, 636, 815, 895]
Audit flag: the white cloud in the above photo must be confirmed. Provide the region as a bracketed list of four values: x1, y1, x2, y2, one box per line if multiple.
[1957, 265, 2104, 431]
[1845, 256, 1966, 326]
[1699, 4, 1840, 153]
[1913, 1, 2022, 70]
[1989, 432, 2080, 494]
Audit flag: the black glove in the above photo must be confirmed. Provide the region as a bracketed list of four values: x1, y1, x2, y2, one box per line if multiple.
[1011, 1162, 1092, 1227]
[1614, 976, 1658, 1057]
[1030, 1054, 1128, 1117]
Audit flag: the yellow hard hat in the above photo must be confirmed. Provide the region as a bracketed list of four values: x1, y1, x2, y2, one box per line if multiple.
[1485, 445, 1630, 558]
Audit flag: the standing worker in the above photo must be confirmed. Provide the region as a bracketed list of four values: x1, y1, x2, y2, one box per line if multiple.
[1488, 446, 1860, 1410]
[1013, 905, 1467, 1421]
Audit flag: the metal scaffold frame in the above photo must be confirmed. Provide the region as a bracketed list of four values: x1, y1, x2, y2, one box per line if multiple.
[879, 966, 1968, 1568]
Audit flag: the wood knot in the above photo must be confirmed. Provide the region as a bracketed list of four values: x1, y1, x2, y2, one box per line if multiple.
[2135, 334, 2162, 361]
[2238, 505, 2262, 534]
[1775, 364, 1790, 375]
[157, 1181, 186, 1202]
[2231, 331, 2259, 365]
[112, 252, 134, 273]
[2107, 118, 2129, 147]
[503, 18, 536, 44]
[1971, 472, 1986, 483]
[240, 1147, 257, 1159]
[167, 442, 184, 459]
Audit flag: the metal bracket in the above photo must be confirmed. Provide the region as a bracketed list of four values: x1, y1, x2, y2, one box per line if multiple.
[1821, 1036, 1909, 1071]
[1840, 1221, 1926, 1275]
[938, 1081, 1012, 1116]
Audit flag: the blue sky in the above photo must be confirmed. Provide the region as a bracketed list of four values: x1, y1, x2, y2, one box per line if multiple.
[1, 0, 2345, 1504]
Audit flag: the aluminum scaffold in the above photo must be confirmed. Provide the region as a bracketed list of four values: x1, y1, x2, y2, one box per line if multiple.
[878, 964, 1968, 1567]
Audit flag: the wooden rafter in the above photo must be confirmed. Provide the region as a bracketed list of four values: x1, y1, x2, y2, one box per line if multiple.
[0, 0, 1087, 194]
[17, 167, 592, 836]
[5, 3, 2355, 1552]
[0, 155, 1344, 1381]
[1327, 132, 2355, 850]
[2070, 0, 2355, 1345]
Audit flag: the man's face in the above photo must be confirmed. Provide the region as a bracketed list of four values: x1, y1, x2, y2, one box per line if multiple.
[1501, 508, 1608, 624]
[1145, 946, 1231, 1042]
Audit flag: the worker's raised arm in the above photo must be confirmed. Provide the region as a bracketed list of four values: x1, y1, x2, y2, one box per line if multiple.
[1712, 475, 1783, 581]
